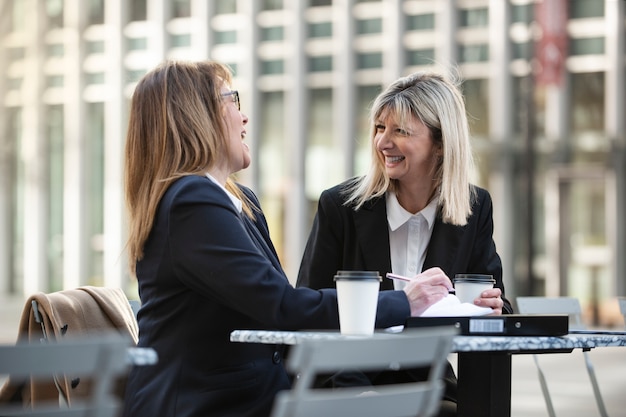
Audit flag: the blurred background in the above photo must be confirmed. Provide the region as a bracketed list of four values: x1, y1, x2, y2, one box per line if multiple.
[0, 0, 624, 327]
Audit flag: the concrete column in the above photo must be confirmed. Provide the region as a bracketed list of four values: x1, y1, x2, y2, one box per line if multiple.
[62, 0, 87, 289]
[283, 0, 308, 281]
[22, 0, 48, 295]
[487, 0, 517, 297]
[103, 0, 128, 289]
[605, 0, 625, 296]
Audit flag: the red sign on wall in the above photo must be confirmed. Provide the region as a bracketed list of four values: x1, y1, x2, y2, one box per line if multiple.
[534, 0, 569, 86]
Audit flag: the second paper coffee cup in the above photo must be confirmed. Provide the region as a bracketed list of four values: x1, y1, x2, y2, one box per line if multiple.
[334, 271, 381, 335]
[453, 274, 495, 304]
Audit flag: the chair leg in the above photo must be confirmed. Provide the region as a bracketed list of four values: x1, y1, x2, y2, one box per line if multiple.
[582, 351, 608, 417]
[533, 354, 557, 417]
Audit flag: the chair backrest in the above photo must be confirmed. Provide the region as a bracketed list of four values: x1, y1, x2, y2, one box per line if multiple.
[618, 297, 626, 329]
[271, 326, 457, 417]
[0, 333, 130, 417]
[516, 296, 585, 330]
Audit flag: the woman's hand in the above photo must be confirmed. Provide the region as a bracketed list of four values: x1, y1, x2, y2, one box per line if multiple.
[402, 267, 454, 316]
[473, 287, 504, 315]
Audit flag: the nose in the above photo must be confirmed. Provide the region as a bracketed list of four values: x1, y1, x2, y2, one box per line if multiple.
[375, 131, 391, 151]
[242, 112, 249, 125]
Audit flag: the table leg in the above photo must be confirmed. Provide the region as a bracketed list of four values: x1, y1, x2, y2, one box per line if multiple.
[457, 352, 512, 417]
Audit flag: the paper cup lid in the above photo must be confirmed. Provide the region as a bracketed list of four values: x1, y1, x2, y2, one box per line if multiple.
[334, 270, 382, 281]
[453, 274, 495, 284]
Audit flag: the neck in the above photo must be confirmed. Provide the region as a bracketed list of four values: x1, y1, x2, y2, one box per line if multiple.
[394, 183, 437, 214]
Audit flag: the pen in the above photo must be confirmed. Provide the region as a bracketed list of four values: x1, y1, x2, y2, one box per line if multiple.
[385, 273, 456, 293]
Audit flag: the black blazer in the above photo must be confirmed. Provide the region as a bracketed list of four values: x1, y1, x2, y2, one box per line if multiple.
[297, 179, 514, 314]
[122, 175, 412, 417]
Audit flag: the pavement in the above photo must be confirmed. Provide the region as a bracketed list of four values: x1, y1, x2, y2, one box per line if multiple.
[1, 293, 625, 416]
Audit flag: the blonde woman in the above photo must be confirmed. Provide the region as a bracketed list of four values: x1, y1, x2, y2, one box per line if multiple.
[297, 71, 514, 416]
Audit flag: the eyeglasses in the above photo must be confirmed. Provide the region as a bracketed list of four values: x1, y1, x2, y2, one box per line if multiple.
[221, 90, 240, 111]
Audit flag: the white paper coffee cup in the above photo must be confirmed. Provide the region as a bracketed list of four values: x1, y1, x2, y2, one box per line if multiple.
[453, 274, 495, 304]
[334, 271, 381, 335]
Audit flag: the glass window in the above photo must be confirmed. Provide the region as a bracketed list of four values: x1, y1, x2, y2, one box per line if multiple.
[170, 34, 191, 47]
[308, 22, 332, 38]
[355, 85, 381, 175]
[46, 105, 64, 291]
[306, 88, 338, 200]
[262, 0, 283, 10]
[88, 0, 104, 25]
[308, 56, 332, 72]
[569, 0, 604, 19]
[215, 0, 237, 14]
[261, 60, 284, 75]
[262, 26, 284, 41]
[46, 75, 64, 88]
[172, 0, 191, 18]
[127, 69, 147, 83]
[258, 91, 286, 258]
[215, 30, 237, 44]
[6, 108, 22, 289]
[45, 0, 63, 29]
[459, 8, 488, 27]
[86, 103, 105, 285]
[86, 73, 105, 85]
[570, 72, 604, 132]
[127, 37, 147, 51]
[512, 41, 531, 60]
[511, 3, 533, 24]
[310, 0, 332, 6]
[356, 18, 382, 35]
[357, 52, 382, 69]
[8, 47, 25, 61]
[406, 13, 435, 31]
[9, 0, 27, 32]
[458, 44, 489, 62]
[406, 49, 435, 66]
[46, 44, 64, 57]
[570, 37, 604, 55]
[129, 0, 147, 21]
[462, 79, 489, 137]
[87, 40, 105, 54]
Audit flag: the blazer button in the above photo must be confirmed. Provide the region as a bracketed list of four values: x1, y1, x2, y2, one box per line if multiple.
[272, 351, 281, 364]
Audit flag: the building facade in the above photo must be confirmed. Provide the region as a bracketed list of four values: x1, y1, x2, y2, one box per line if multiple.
[0, 0, 624, 323]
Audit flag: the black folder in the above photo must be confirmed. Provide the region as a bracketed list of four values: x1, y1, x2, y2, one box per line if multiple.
[405, 314, 569, 336]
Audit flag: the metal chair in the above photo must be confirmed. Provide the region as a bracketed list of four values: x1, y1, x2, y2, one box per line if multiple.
[516, 296, 608, 417]
[0, 333, 130, 417]
[270, 327, 457, 417]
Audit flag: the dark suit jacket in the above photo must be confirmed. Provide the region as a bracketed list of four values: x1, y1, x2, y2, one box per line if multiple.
[296, 180, 514, 404]
[122, 175, 412, 417]
[297, 180, 513, 314]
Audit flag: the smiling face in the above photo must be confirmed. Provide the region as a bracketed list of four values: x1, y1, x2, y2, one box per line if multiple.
[221, 86, 250, 174]
[374, 110, 441, 191]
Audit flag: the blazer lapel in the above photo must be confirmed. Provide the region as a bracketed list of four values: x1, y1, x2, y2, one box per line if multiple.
[423, 217, 462, 276]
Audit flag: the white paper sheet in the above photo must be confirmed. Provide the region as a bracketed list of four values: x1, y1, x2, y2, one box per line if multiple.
[420, 294, 493, 317]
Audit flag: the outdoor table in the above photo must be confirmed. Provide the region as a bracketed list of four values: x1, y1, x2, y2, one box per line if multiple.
[230, 329, 626, 417]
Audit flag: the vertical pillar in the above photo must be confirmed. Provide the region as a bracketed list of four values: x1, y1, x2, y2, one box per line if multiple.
[63, 0, 87, 289]
[283, 0, 308, 281]
[334, 0, 356, 179]
[605, 0, 625, 295]
[488, 0, 516, 297]
[22, 0, 48, 295]
[103, 0, 127, 289]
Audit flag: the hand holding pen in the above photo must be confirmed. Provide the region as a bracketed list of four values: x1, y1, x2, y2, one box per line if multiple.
[387, 267, 455, 316]
[386, 273, 456, 294]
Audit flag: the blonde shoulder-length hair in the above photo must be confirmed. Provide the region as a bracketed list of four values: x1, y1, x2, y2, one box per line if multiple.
[124, 60, 255, 273]
[344, 70, 476, 225]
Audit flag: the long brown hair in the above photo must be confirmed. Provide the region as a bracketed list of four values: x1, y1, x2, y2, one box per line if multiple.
[124, 60, 254, 274]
